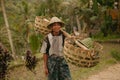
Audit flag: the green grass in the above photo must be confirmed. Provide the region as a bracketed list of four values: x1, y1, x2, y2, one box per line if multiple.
[111, 50, 120, 61]
[92, 32, 120, 41]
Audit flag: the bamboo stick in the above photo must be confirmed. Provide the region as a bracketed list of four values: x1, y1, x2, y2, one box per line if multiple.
[61, 29, 89, 50]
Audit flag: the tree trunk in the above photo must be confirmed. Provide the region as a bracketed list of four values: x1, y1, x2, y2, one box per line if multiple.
[76, 15, 81, 34]
[1, 0, 16, 58]
[119, 0, 120, 32]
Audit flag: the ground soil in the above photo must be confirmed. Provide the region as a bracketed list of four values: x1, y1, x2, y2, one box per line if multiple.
[85, 63, 120, 80]
[8, 60, 120, 80]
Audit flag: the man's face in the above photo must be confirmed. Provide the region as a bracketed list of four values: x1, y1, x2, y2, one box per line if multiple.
[51, 22, 61, 33]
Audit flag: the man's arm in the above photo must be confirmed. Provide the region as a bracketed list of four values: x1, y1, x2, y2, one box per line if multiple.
[43, 53, 49, 76]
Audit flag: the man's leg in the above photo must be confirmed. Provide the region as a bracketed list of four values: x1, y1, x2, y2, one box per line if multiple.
[59, 59, 72, 80]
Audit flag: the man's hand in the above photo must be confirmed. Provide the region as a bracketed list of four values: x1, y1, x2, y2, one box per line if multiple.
[44, 67, 49, 76]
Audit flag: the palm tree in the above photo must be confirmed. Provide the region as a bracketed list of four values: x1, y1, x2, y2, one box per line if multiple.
[1, 0, 16, 58]
[118, 0, 120, 32]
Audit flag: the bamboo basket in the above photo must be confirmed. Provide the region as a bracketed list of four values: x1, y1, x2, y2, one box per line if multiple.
[64, 38, 102, 67]
[34, 16, 103, 67]
[34, 16, 51, 35]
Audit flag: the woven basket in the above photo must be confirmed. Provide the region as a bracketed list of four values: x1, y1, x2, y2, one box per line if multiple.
[34, 16, 51, 35]
[64, 38, 102, 67]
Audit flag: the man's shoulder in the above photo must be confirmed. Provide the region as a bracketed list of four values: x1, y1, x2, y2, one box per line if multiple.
[44, 33, 52, 42]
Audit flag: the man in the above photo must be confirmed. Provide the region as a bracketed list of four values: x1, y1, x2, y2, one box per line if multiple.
[40, 17, 72, 80]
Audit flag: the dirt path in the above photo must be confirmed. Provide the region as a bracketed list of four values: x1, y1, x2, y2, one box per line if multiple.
[85, 63, 120, 80]
[8, 61, 120, 80]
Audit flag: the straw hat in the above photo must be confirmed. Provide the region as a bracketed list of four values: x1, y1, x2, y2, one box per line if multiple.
[47, 17, 64, 29]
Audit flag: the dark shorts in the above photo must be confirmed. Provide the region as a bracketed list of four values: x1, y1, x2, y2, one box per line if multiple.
[47, 55, 72, 80]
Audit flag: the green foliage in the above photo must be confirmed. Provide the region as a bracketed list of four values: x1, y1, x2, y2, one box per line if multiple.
[100, 13, 117, 37]
[95, 0, 118, 37]
[0, 13, 4, 25]
[9, 28, 26, 56]
[21, 1, 28, 14]
[29, 34, 39, 53]
[36, 2, 47, 16]
[92, 0, 99, 15]
[111, 50, 120, 61]
[0, 27, 10, 50]
[79, 0, 89, 4]
[97, 0, 115, 7]
[36, 0, 63, 17]
[92, 31, 120, 41]
[105, 59, 116, 64]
